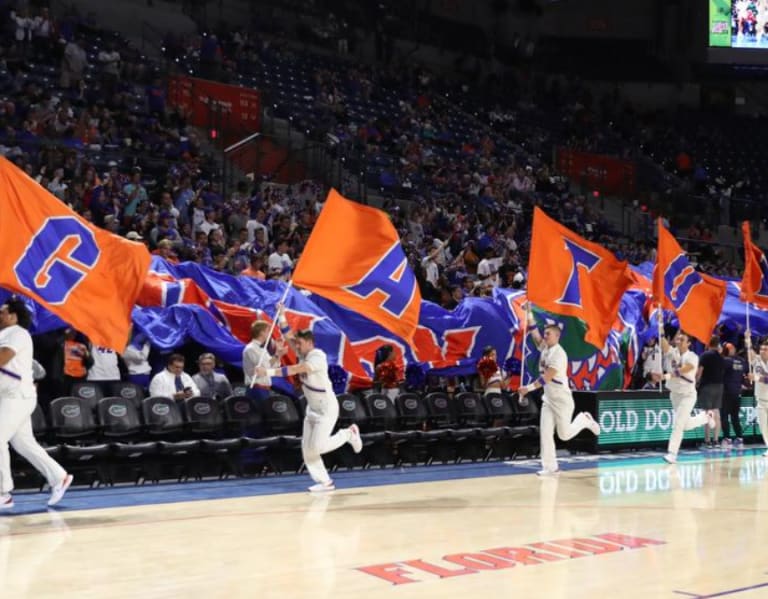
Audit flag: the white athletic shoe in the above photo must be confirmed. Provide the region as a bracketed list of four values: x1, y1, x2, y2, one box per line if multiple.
[763, 450, 768, 458]
[705, 410, 717, 429]
[48, 474, 73, 507]
[663, 453, 677, 464]
[308, 481, 335, 493]
[536, 468, 560, 477]
[584, 412, 601, 436]
[0, 494, 13, 510]
[348, 424, 363, 454]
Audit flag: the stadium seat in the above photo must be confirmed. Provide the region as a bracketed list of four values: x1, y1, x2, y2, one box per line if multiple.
[262, 394, 303, 473]
[141, 396, 199, 482]
[96, 397, 157, 485]
[49, 397, 110, 486]
[70, 382, 105, 412]
[330, 393, 369, 470]
[108, 382, 145, 410]
[182, 396, 243, 478]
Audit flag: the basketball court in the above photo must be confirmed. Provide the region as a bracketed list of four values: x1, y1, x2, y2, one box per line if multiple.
[2, 449, 768, 599]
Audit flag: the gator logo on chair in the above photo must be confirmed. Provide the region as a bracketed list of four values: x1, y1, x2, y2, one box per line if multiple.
[108, 405, 127, 418]
[342, 400, 356, 412]
[373, 399, 387, 410]
[152, 404, 170, 416]
[61, 404, 81, 418]
[193, 403, 212, 416]
[234, 401, 250, 415]
[272, 401, 288, 414]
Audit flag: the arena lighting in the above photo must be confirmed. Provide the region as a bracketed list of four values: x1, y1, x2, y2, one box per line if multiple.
[209, 129, 218, 140]
[592, 190, 600, 198]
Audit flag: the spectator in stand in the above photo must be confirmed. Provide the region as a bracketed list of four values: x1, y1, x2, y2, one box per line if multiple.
[60, 328, 91, 397]
[87, 344, 123, 395]
[192, 352, 233, 400]
[268, 239, 293, 280]
[122, 329, 152, 390]
[60, 37, 88, 90]
[240, 249, 266, 279]
[149, 353, 200, 400]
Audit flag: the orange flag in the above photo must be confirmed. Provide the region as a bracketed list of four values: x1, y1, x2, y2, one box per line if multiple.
[292, 189, 421, 343]
[740, 221, 768, 309]
[527, 207, 634, 348]
[0, 157, 151, 351]
[653, 219, 725, 343]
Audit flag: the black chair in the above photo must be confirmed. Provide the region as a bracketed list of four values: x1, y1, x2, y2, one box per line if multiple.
[262, 394, 304, 473]
[70, 382, 104, 412]
[48, 397, 110, 486]
[108, 382, 145, 410]
[423, 392, 463, 463]
[183, 396, 243, 478]
[483, 393, 538, 460]
[453, 392, 500, 462]
[331, 393, 369, 470]
[141, 396, 199, 482]
[222, 395, 281, 475]
[11, 404, 61, 489]
[96, 397, 157, 485]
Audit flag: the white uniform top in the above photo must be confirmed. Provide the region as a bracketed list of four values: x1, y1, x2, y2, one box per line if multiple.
[242, 340, 278, 387]
[539, 343, 571, 402]
[665, 349, 698, 395]
[751, 355, 768, 406]
[87, 346, 120, 381]
[0, 324, 36, 397]
[642, 346, 662, 378]
[299, 348, 336, 412]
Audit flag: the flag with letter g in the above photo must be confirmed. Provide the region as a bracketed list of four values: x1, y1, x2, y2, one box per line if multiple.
[740, 221, 768, 309]
[292, 189, 421, 344]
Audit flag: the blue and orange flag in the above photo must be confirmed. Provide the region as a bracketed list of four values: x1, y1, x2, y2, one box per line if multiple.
[740, 221, 768, 309]
[527, 207, 634, 348]
[653, 219, 726, 344]
[292, 189, 421, 343]
[0, 157, 151, 351]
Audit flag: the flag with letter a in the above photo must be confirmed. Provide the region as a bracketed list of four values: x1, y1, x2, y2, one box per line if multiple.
[0, 157, 151, 351]
[653, 219, 725, 343]
[740, 221, 768, 309]
[527, 206, 634, 348]
[292, 189, 421, 343]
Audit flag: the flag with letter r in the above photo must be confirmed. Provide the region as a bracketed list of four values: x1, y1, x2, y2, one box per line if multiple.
[527, 206, 634, 348]
[292, 189, 421, 343]
[653, 219, 725, 344]
[0, 157, 152, 351]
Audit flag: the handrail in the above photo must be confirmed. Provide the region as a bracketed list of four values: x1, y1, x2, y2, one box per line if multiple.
[224, 132, 261, 155]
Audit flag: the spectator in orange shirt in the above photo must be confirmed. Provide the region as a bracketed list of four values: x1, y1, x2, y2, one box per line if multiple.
[240, 249, 266, 280]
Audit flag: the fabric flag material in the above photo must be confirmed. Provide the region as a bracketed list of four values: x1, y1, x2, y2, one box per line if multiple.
[527, 206, 634, 348]
[653, 219, 726, 343]
[740, 221, 768, 309]
[292, 189, 421, 343]
[0, 157, 151, 351]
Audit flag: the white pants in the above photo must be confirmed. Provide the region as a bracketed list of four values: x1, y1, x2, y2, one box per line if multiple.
[667, 392, 709, 456]
[302, 397, 351, 484]
[0, 394, 66, 494]
[758, 405, 768, 447]
[539, 396, 592, 472]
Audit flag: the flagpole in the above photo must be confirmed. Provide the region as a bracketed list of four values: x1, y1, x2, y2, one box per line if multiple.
[746, 301, 754, 379]
[657, 302, 664, 393]
[252, 280, 294, 386]
[519, 300, 533, 405]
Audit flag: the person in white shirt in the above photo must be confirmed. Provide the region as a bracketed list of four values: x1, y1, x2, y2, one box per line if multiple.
[652, 331, 716, 464]
[267, 239, 293, 279]
[744, 334, 768, 457]
[149, 353, 200, 400]
[87, 344, 122, 393]
[0, 299, 72, 509]
[519, 315, 600, 476]
[122, 331, 152, 390]
[256, 317, 361, 493]
[243, 321, 283, 401]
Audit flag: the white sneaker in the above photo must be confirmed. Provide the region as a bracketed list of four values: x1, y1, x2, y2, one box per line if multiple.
[308, 481, 335, 493]
[584, 412, 601, 436]
[348, 424, 363, 454]
[705, 410, 717, 429]
[663, 453, 677, 464]
[48, 474, 73, 507]
[536, 468, 560, 477]
[0, 494, 13, 510]
[763, 450, 768, 458]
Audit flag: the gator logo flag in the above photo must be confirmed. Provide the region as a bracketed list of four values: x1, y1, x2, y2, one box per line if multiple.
[292, 189, 421, 343]
[0, 157, 151, 351]
[527, 206, 634, 348]
[740, 221, 768, 309]
[653, 219, 726, 343]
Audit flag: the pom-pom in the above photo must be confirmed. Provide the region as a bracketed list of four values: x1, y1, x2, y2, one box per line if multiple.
[327, 365, 348, 395]
[477, 356, 498, 380]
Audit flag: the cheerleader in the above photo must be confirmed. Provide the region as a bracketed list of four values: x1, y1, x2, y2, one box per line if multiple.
[477, 346, 508, 395]
[374, 345, 401, 402]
